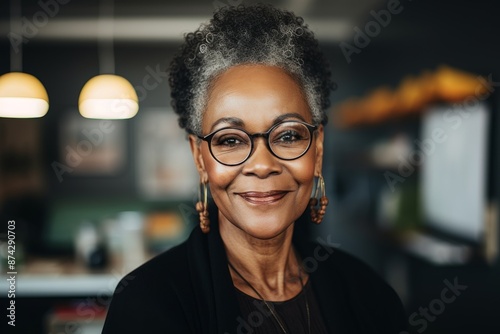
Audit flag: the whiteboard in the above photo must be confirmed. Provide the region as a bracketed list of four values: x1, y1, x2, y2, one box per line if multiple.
[421, 102, 489, 242]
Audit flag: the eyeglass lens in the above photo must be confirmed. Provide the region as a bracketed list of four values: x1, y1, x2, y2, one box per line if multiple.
[209, 121, 312, 165]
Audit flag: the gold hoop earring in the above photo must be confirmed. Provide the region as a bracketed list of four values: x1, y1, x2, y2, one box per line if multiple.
[196, 181, 210, 233]
[309, 175, 328, 224]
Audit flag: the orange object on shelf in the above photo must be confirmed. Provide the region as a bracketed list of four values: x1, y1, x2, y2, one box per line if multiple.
[363, 87, 398, 124]
[394, 75, 428, 114]
[332, 65, 491, 128]
[433, 65, 489, 102]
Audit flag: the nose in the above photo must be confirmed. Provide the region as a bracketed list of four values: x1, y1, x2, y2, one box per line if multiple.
[241, 137, 282, 178]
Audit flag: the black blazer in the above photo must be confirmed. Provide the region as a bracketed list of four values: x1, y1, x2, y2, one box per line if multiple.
[102, 209, 407, 333]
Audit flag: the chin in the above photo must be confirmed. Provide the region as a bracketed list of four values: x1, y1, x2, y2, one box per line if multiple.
[238, 217, 294, 240]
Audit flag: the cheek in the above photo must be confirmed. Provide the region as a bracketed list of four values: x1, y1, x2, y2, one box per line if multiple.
[202, 150, 238, 194]
[286, 154, 316, 192]
[296, 166, 315, 191]
[297, 147, 318, 180]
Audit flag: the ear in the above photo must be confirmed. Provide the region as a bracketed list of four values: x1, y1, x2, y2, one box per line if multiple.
[314, 125, 324, 177]
[189, 134, 208, 182]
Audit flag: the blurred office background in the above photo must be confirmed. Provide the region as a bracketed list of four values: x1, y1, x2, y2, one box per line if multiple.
[0, 0, 499, 333]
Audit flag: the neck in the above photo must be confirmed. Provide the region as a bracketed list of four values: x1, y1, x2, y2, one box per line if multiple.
[219, 213, 305, 301]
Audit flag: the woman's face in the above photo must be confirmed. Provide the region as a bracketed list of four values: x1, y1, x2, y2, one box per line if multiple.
[189, 65, 324, 240]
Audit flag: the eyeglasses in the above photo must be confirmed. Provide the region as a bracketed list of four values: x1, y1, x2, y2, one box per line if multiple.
[197, 120, 317, 166]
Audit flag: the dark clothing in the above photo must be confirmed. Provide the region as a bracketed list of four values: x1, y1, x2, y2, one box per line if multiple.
[102, 209, 407, 333]
[234, 279, 329, 334]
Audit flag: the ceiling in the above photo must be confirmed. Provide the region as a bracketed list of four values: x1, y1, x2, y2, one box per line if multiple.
[0, 0, 387, 43]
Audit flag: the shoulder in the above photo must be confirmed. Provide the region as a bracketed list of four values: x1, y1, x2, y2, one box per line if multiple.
[116, 239, 190, 295]
[302, 242, 408, 332]
[102, 240, 192, 333]
[324, 246, 385, 283]
[299, 241, 385, 284]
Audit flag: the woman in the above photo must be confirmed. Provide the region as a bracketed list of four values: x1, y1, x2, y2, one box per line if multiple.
[102, 4, 407, 333]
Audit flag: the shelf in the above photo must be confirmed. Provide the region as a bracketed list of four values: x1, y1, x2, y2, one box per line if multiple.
[0, 256, 148, 297]
[0, 273, 120, 297]
[400, 231, 473, 265]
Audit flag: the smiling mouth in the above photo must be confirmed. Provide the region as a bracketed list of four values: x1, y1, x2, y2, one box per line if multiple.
[236, 191, 289, 204]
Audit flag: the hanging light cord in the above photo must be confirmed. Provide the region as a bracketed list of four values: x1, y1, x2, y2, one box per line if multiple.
[98, 0, 115, 74]
[10, 0, 22, 72]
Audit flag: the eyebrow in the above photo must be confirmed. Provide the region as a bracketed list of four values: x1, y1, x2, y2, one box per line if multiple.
[210, 117, 245, 131]
[274, 113, 307, 124]
[209, 113, 307, 132]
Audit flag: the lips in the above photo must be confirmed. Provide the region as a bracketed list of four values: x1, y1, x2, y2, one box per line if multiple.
[236, 191, 289, 204]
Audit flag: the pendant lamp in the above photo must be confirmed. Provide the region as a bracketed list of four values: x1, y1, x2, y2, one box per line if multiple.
[78, 0, 138, 119]
[79, 74, 138, 119]
[0, 0, 49, 118]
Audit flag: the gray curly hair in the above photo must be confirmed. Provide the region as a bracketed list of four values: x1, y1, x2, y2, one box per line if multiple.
[168, 4, 335, 135]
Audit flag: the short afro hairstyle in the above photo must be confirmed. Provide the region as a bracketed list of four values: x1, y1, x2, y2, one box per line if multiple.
[168, 4, 335, 135]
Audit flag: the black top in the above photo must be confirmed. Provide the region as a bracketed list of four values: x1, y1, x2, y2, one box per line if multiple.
[234, 279, 329, 334]
[102, 207, 408, 333]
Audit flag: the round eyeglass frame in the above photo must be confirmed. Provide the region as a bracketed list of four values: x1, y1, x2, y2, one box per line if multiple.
[197, 120, 318, 166]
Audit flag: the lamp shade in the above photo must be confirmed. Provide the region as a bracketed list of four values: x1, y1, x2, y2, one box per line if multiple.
[0, 72, 49, 118]
[79, 74, 139, 119]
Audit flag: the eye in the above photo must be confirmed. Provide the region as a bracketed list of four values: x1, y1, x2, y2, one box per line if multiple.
[212, 131, 249, 148]
[271, 122, 310, 146]
[217, 136, 243, 146]
[276, 130, 302, 142]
